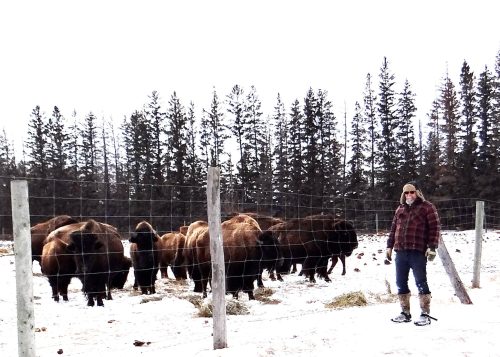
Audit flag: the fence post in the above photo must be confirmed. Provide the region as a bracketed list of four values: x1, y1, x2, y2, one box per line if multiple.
[472, 201, 484, 288]
[11, 180, 36, 357]
[207, 167, 227, 350]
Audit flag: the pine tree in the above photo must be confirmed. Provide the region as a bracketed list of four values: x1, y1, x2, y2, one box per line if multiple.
[346, 101, 369, 198]
[316, 89, 342, 200]
[302, 88, 320, 201]
[145, 91, 166, 187]
[421, 100, 442, 196]
[26, 106, 48, 178]
[245, 85, 266, 202]
[0, 129, 16, 176]
[456, 61, 478, 197]
[200, 90, 228, 168]
[376, 57, 399, 199]
[271, 93, 289, 207]
[396, 79, 419, 183]
[439, 73, 461, 197]
[287, 99, 304, 216]
[476, 65, 497, 198]
[363, 73, 378, 191]
[46, 106, 69, 179]
[226, 84, 248, 189]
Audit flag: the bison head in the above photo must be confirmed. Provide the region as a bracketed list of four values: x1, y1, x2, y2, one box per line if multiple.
[256, 230, 283, 270]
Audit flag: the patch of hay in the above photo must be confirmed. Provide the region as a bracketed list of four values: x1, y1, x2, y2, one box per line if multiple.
[325, 291, 368, 309]
[254, 287, 281, 305]
[196, 298, 250, 317]
[140, 295, 163, 304]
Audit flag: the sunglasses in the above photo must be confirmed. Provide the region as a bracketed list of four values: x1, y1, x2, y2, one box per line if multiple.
[404, 191, 416, 194]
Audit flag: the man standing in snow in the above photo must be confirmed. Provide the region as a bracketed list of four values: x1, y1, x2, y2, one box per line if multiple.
[386, 182, 441, 326]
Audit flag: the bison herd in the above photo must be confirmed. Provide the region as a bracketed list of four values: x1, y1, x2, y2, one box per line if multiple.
[29, 213, 359, 307]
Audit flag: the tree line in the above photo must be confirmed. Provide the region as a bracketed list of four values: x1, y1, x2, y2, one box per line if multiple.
[0, 53, 499, 234]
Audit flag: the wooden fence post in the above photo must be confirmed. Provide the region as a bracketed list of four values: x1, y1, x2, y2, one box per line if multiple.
[207, 167, 227, 350]
[11, 180, 36, 357]
[437, 234, 473, 304]
[472, 201, 484, 288]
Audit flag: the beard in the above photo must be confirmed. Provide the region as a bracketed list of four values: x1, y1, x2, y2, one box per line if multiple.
[406, 198, 415, 205]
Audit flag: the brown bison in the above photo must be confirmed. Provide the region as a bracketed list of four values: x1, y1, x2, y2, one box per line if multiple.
[267, 215, 358, 283]
[65, 219, 126, 306]
[183, 221, 211, 297]
[31, 215, 78, 264]
[110, 256, 132, 289]
[41, 222, 86, 302]
[158, 231, 187, 279]
[129, 221, 160, 294]
[183, 215, 282, 299]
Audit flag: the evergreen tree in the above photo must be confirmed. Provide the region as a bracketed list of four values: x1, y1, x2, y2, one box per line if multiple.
[144, 91, 166, 187]
[456, 61, 478, 197]
[185, 102, 204, 187]
[421, 100, 442, 196]
[302, 88, 320, 201]
[346, 101, 369, 198]
[316, 89, 342, 200]
[245, 85, 266, 202]
[200, 90, 228, 168]
[26, 106, 48, 178]
[363, 73, 378, 191]
[226, 84, 248, 188]
[0, 129, 16, 176]
[287, 99, 304, 216]
[438, 73, 461, 197]
[46, 106, 69, 179]
[476, 65, 497, 198]
[376, 57, 399, 199]
[396, 79, 419, 182]
[271, 93, 289, 207]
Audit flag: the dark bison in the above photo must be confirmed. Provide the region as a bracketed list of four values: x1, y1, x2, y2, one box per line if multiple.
[183, 215, 282, 299]
[110, 255, 132, 289]
[65, 219, 126, 306]
[267, 215, 358, 283]
[31, 215, 78, 264]
[158, 231, 187, 279]
[129, 221, 160, 294]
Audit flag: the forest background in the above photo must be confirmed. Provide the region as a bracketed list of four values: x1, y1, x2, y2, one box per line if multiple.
[1, 48, 500, 236]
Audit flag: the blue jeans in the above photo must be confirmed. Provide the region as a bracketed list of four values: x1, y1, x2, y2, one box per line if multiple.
[395, 249, 431, 295]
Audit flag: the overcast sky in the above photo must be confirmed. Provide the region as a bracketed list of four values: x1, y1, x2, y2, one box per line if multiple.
[1, 0, 499, 155]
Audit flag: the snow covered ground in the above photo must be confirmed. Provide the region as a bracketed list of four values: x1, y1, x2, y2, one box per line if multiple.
[1, 230, 499, 357]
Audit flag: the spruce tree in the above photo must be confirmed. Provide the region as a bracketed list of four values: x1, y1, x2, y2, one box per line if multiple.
[476, 65, 497, 198]
[271, 93, 289, 208]
[346, 101, 369, 199]
[376, 57, 399, 199]
[26, 106, 48, 178]
[457, 61, 478, 197]
[363, 73, 378, 191]
[438, 73, 461, 197]
[396, 79, 419, 183]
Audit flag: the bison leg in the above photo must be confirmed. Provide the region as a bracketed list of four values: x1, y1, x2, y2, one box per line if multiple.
[340, 254, 346, 275]
[328, 256, 338, 274]
[96, 295, 104, 307]
[87, 295, 95, 307]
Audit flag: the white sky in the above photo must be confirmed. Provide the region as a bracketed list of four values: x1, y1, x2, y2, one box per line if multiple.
[1, 0, 499, 155]
[1, 229, 499, 355]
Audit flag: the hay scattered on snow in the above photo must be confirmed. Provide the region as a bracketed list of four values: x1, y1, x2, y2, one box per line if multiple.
[325, 291, 368, 309]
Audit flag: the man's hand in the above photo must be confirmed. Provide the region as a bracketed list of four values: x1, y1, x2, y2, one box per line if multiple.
[386, 248, 393, 261]
[426, 248, 436, 262]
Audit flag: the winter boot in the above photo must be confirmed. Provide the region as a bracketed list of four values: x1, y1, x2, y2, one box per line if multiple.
[414, 294, 437, 326]
[391, 293, 412, 323]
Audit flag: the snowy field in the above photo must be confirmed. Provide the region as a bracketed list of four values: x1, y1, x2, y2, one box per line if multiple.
[1, 230, 499, 357]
